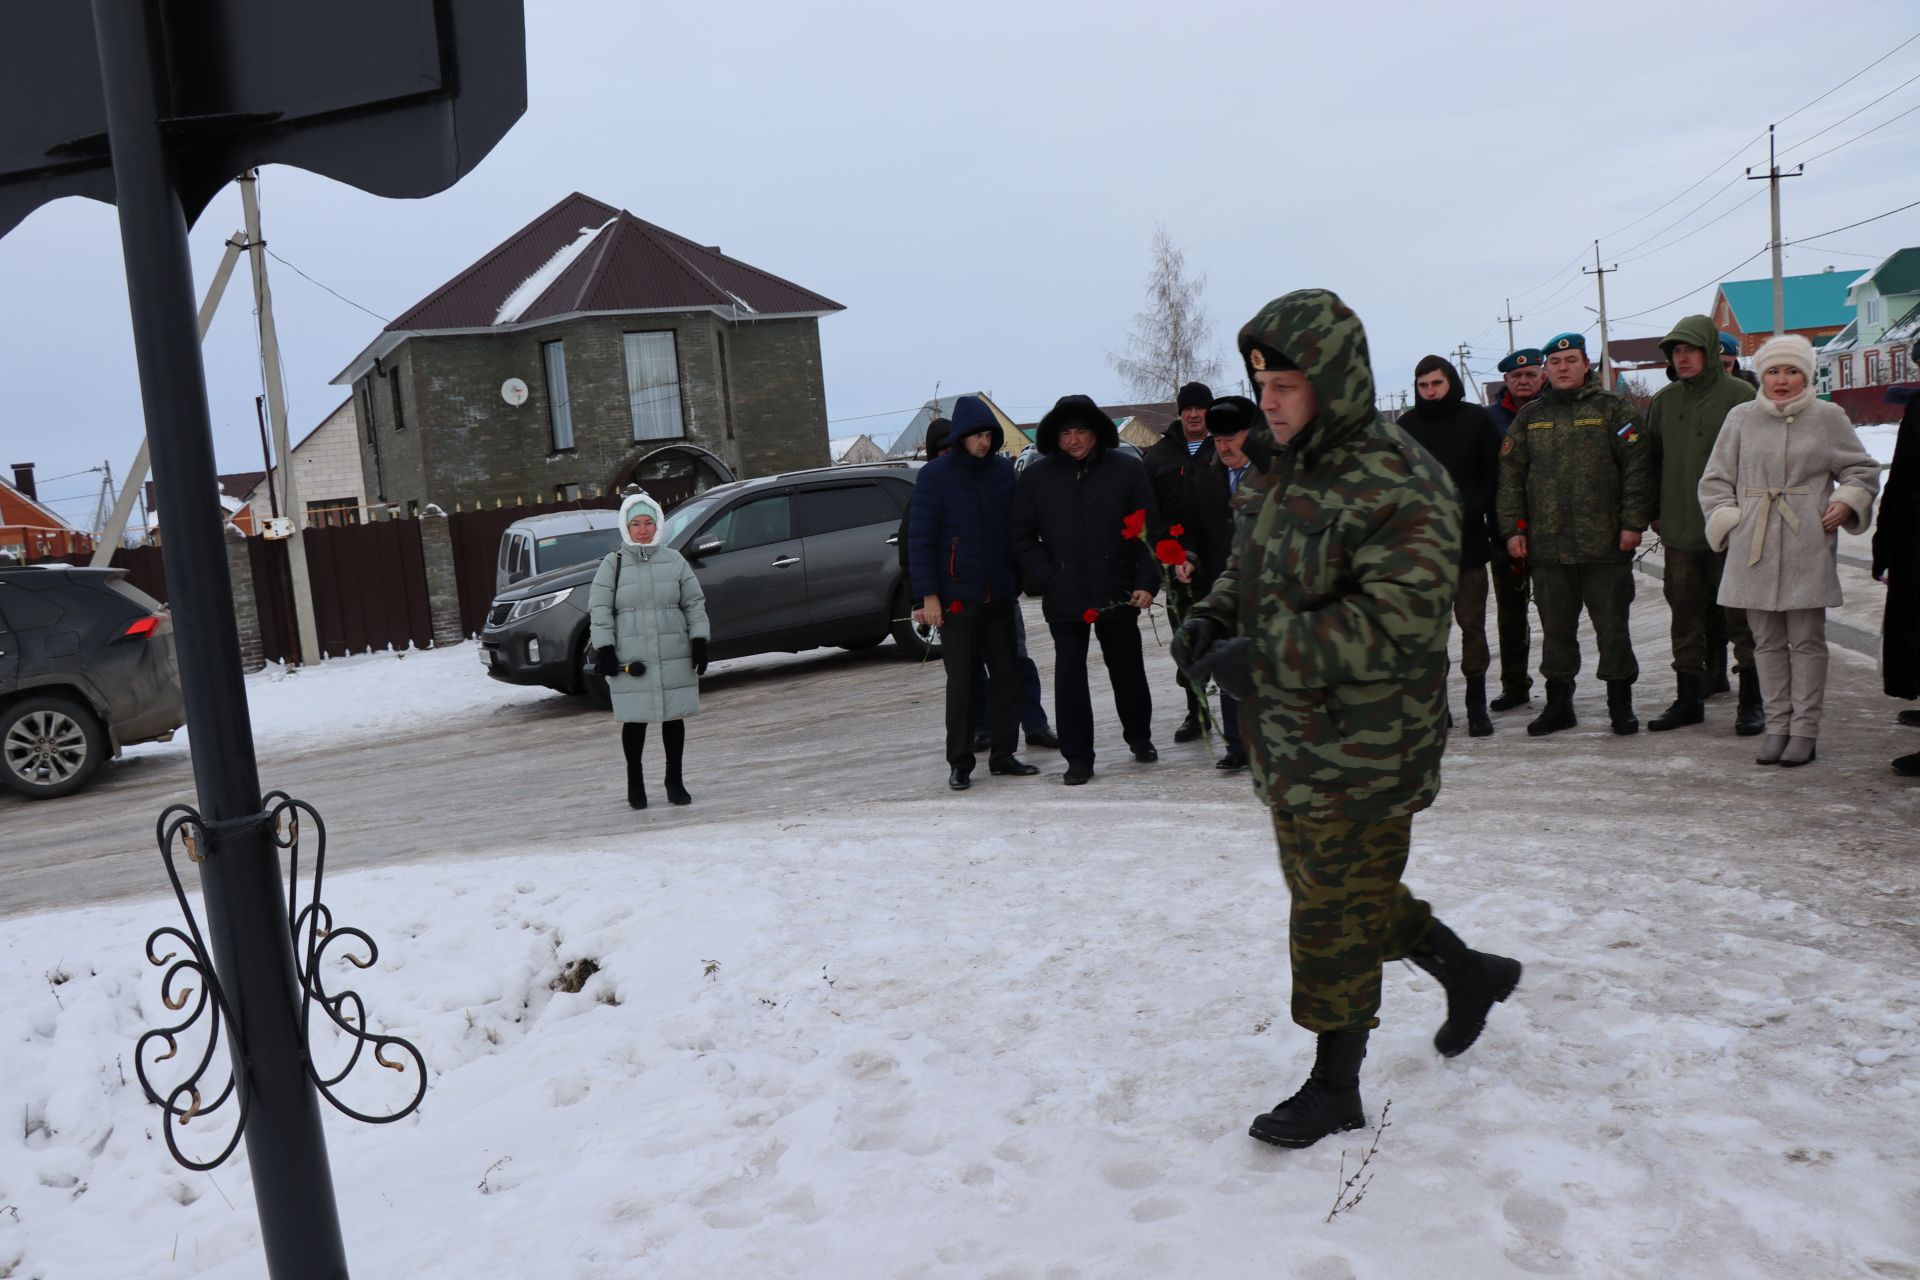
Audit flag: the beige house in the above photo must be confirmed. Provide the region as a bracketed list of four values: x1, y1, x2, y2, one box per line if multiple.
[239, 397, 369, 527]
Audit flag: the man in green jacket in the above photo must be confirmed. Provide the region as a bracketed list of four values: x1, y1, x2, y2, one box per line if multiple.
[1171, 289, 1521, 1151]
[1646, 314, 1762, 734]
[1498, 331, 1654, 736]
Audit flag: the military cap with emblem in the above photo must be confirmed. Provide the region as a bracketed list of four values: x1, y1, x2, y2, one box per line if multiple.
[1718, 331, 1740, 357]
[1241, 338, 1299, 375]
[1497, 348, 1543, 374]
[1543, 332, 1586, 355]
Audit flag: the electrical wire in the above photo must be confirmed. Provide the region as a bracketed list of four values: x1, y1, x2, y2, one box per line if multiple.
[1798, 99, 1920, 167]
[1617, 187, 1767, 266]
[263, 246, 395, 325]
[1610, 247, 1770, 322]
[1776, 31, 1920, 127]
[1595, 129, 1766, 246]
[1784, 198, 1920, 245]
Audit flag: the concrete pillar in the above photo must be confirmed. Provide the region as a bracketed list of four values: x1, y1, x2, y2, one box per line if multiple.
[224, 525, 265, 673]
[418, 504, 465, 647]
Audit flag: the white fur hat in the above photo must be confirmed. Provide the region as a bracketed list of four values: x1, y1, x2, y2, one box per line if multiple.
[618, 491, 665, 545]
[1750, 333, 1816, 384]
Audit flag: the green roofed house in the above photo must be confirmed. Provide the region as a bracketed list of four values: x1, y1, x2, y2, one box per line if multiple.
[1816, 246, 1920, 424]
[1711, 267, 1864, 359]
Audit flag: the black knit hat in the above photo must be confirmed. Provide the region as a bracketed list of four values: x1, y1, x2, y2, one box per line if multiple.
[1176, 381, 1214, 411]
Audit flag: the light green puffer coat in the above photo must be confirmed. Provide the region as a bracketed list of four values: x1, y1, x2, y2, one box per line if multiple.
[588, 493, 710, 723]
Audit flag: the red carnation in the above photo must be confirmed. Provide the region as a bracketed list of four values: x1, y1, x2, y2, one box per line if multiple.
[948, 600, 964, 614]
[1081, 607, 1100, 624]
[1169, 523, 1184, 537]
[1153, 538, 1187, 567]
[1515, 519, 1528, 531]
[1120, 508, 1148, 540]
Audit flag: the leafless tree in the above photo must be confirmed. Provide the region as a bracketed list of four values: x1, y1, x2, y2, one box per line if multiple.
[1109, 225, 1225, 402]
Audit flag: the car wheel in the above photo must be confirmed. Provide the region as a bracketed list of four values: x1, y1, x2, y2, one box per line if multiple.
[889, 586, 941, 659]
[573, 637, 611, 708]
[0, 695, 106, 800]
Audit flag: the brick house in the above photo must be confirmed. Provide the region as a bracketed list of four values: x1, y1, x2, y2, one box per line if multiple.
[1711, 267, 1863, 357]
[236, 396, 369, 527]
[2, 464, 94, 563]
[331, 192, 844, 515]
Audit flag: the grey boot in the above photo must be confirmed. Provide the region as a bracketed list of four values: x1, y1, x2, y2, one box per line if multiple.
[1778, 736, 1817, 767]
[1755, 734, 1788, 765]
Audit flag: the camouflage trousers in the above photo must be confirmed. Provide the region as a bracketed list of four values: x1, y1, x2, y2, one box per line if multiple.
[1662, 548, 1754, 676]
[1489, 540, 1532, 696]
[1531, 561, 1639, 684]
[1453, 564, 1491, 679]
[1271, 810, 1434, 1033]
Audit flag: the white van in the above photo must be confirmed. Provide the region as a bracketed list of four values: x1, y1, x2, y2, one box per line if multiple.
[495, 509, 625, 594]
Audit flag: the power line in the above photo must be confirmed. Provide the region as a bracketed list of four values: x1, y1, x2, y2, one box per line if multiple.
[827, 405, 922, 424]
[1595, 129, 1765, 246]
[1611, 246, 1770, 323]
[1776, 31, 1920, 126]
[1798, 98, 1920, 167]
[1784, 197, 1920, 245]
[1617, 187, 1767, 265]
[263, 246, 395, 324]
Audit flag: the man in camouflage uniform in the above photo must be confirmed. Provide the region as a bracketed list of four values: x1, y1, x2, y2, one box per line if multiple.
[1498, 331, 1653, 736]
[1486, 349, 1545, 710]
[1645, 314, 1762, 735]
[1171, 289, 1522, 1150]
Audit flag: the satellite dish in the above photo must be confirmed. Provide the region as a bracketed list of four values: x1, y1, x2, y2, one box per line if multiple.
[501, 377, 529, 406]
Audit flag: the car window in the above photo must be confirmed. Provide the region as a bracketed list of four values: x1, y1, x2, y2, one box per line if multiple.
[0, 585, 61, 630]
[507, 535, 530, 582]
[796, 482, 902, 537]
[698, 494, 791, 552]
[660, 493, 723, 547]
[534, 528, 620, 573]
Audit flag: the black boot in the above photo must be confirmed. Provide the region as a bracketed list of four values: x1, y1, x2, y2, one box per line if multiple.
[1607, 680, 1639, 735]
[1734, 669, 1765, 737]
[1526, 679, 1576, 737]
[1249, 1031, 1369, 1149]
[662, 720, 691, 806]
[1489, 684, 1532, 712]
[1173, 714, 1202, 743]
[1406, 919, 1522, 1057]
[1648, 673, 1705, 732]
[1465, 675, 1493, 738]
[621, 722, 648, 810]
[1705, 645, 1731, 696]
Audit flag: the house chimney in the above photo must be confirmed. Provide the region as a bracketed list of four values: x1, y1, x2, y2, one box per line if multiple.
[10, 463, 35, 501]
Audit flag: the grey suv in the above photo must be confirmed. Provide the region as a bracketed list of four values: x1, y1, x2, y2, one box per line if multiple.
[480, 462, 926, 700]
[0, 566, 184, 799]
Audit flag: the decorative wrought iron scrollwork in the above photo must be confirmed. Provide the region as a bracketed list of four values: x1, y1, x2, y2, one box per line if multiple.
[135, 805, 249, 1171]
[136, 793, 426, 1170]
[265, 790, 427, 1126]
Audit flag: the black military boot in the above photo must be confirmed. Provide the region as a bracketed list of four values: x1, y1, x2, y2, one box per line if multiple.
[1734, 669, 1765, 737]
[1489, 684, 1532, 712]
[1406, 920, 1523, 1057]
[1465, 676, 1493, 738]
[1526, 679, 1576, 737]
[1647, 673, 1705, 732]
[1249, 1030, 1369, 1149]
[1607, 680, 1639, 735]
[1705, 645, 1731, 696]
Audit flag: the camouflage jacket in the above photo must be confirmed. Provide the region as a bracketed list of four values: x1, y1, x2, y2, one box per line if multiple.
[1194, 290, 1459, 822]
[1647, 315, 1755, 553]
[1497, 375, 1652, 564]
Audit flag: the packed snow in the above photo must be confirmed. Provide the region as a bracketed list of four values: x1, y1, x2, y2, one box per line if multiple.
[492, 219, 615, 326]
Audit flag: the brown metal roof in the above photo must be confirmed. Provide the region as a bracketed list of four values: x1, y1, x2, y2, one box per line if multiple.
[388, 192, 844, 333]
[1608, 337, 1671, 368]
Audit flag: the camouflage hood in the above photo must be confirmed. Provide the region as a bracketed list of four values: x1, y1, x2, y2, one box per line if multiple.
[1238, 289, 1380, 460]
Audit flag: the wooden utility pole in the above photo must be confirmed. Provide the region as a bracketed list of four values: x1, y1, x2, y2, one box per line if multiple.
[1746, 124, 1803, 336]
[239, 169, 321, 666]
[1452, 342, 1484, 403]
[90, 230, 246, 565]
[1584, 242, 1617, 388]
[1498, 299, 1523, 353]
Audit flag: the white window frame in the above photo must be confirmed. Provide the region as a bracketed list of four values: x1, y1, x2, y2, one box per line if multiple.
[543, 340, 574, 452]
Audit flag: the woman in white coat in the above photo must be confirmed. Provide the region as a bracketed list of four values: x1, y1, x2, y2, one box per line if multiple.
[589, 491, 710, 808]
[1698, 334, 1879, 766]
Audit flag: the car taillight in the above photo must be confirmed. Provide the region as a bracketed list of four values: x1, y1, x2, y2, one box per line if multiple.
[122, 614, 164, 639]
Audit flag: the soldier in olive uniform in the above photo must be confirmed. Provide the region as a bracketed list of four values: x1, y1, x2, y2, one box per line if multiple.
[1645, 314, 1762, 735]
[1486, 349, 1545, 710]
[1172, 289, 1522, 1151]
[1498, 331, 1654, 736]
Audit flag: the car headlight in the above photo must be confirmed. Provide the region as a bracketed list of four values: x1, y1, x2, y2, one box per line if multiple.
[505, 587, 572, 622]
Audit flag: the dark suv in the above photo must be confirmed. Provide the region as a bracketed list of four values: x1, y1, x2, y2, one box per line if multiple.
[480, 462, 928, 700]
[0, 566, 184, 799]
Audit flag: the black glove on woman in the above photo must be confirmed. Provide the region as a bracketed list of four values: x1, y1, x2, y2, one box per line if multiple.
[594, 645, 618, 676]
[691, 637, 709, 676]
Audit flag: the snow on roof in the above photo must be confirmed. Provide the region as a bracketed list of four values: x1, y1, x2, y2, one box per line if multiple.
[829, 436, 860, 458]
[493, 219, 615, 326]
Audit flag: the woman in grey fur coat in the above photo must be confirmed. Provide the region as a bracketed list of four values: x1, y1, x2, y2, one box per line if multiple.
[589, 491, 710, 808]
[1699, 334, 1880, 767]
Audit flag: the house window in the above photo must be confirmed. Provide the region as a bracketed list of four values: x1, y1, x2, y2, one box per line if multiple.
[306, 498, 360, 529]
[543, 340, 574, 451]
[1895, 346, 1910, 382]
[361, 383, 378, 443]
[556, 482, 580, 502]
[1864, 297, 1882, 327]
[387, 364, 407, 430]
[1866, 350, 1882, 385]
[1839, 355, 1854, 388]
[623, 331, 685, 442]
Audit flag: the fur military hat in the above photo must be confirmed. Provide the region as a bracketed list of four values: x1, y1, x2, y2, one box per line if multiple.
[1497, 349, 1543, 373]
[1205, 395, 1259, 435]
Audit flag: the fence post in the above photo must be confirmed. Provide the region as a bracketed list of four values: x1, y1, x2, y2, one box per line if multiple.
[225, 525, 266, 673]
[418, 504, 465, 647]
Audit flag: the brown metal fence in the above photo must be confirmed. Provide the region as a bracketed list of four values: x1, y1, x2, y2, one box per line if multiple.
[246, 535, 298, 664]
[303, 518, 433, 658]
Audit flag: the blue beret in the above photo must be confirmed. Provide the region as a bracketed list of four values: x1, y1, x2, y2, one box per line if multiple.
[1718, 331, 1740, 357]
[1497, 349, 1544, 373]
[1543, 332, 1586, 355]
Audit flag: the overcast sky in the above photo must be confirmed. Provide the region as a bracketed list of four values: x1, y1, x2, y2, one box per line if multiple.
[6, 0, 1919, 524]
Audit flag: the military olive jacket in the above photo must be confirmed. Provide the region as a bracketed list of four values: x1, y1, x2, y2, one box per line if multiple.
[1647, 317, 1755, 553]
[1194, 290, 1460, 822]
[1498, 376, 1653, 564]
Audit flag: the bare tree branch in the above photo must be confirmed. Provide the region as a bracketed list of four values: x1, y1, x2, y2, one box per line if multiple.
[1109, 224, 1225, 403]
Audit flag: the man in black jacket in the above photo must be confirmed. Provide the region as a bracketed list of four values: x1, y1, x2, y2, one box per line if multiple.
[1011, 394, 1162, 784]
[1186, 395, 1267, 769]
[1143, 381, 1217, 742]
[1399, 355, 1502, 736]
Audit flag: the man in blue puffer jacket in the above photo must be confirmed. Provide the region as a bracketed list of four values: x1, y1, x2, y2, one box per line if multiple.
[909, 396, 1041, 789]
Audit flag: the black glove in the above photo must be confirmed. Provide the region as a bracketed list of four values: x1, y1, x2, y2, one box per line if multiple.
[691, 637, 709, 676]
[1204, 636, 1255, 701]
[594, 645, 618, 676]
[1170, 616, 1222, 684]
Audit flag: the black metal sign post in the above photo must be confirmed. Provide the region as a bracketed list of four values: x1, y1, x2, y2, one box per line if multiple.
[88, 3, 350, 1274]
